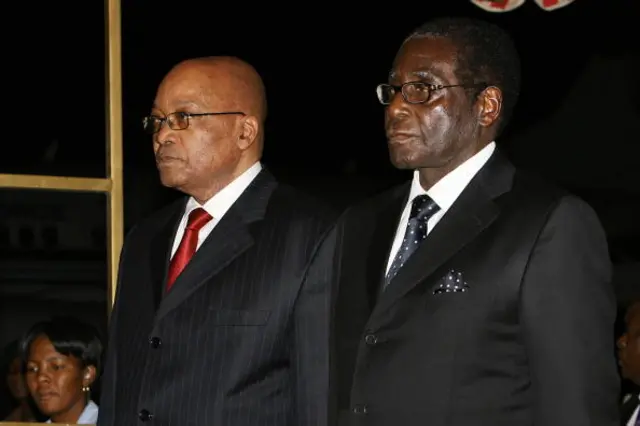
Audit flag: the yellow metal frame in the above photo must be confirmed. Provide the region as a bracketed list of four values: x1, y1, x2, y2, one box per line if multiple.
[0, 0, 123, 315]
[0, 424, 76, 426]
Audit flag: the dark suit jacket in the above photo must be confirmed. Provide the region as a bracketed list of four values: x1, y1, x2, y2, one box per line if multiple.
[98, 169, 337, 426]
[330, 151, 620, 426]
[621, 390, 639, 426]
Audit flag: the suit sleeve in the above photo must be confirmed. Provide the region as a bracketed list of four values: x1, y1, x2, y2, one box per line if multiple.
[291, 224, 338, 426]
[521, 196, 620, 426]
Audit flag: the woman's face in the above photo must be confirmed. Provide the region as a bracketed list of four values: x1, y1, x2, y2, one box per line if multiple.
[24, 334, 94, 421]
[6, 356, 28, 400]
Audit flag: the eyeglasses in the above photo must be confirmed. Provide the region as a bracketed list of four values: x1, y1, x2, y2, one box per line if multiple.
[142, 111, 246, 134]
[376, 82, 487, 105]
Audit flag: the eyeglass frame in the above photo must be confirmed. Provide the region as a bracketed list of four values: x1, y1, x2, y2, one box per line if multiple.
[376, 81, 488, 105]
[142, 111, 246, 134]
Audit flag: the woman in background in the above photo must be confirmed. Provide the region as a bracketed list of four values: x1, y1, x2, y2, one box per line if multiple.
[21, 316, 103, 424]
[2, 340, 37, 422]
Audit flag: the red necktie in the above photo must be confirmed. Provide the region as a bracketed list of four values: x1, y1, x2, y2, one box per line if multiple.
[166, 208, 213, 292]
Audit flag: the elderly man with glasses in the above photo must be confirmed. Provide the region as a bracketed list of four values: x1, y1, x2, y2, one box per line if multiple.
[98, 56, 337, 426]
[329, 16, 619, 426]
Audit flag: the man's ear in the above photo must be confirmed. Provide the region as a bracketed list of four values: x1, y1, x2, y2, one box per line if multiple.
[237, 115, 259, 150]
[618, 334, 629, 349]
[477, 86, 502, 128]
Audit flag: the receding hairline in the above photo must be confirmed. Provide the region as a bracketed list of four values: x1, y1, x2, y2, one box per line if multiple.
[168, 56, 267, 121]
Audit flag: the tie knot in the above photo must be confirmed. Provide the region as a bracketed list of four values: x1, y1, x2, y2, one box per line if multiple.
[186, 208, 212, 231]
[410, 194, 440, 222]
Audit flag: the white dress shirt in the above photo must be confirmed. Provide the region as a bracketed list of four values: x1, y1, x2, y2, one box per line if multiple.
[386, 142, 496, 274]
[170, 161, 262, 259]
[46, 400, 99, 424]
[626, 394, 639, 426]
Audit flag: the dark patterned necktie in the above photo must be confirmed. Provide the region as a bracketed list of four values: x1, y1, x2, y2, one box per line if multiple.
[384, 194, 440, 288]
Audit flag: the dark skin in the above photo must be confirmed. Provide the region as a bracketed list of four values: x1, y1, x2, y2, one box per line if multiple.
[4, 357, 35, 422]
[7, 356, 28, 400]
[618, 301, 640, 385]
[385, 36, 503, 190]
[25, 335, 96, 424]
[151, 56, 267, 204]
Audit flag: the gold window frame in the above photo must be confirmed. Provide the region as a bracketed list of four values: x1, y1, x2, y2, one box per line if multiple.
[0, 0, 123, 317]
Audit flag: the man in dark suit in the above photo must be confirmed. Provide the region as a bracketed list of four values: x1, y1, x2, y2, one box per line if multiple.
[98, 56, 336, 426]
[330, 17, 619, 426]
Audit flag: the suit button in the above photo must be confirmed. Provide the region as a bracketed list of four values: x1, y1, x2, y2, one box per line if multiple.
[352, 404, 368, 414]
[149, 337, 161, 348]
[364, 333, 378, 346]
[138, 409, 153, 421]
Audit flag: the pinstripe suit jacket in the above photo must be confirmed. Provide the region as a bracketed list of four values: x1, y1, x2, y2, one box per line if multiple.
[98, 169, 337, 426]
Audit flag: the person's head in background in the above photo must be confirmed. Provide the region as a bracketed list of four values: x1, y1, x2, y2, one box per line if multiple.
[1, 339, 38, 421]
[617, 300, 640, 388]
[4, 340, 28, 402]
[21, 316, 103, 424]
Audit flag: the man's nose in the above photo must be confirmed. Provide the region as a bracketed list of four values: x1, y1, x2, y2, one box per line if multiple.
[155, 120, 177, 146]
[386, 90, 410, 120]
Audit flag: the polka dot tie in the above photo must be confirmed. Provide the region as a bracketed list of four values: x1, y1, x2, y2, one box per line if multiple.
[384, 194, 440, 288]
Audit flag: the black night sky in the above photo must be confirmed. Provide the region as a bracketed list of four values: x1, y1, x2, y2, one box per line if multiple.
[5, 1, 639, 210]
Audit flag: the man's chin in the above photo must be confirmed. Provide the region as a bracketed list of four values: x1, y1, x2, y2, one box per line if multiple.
[388, 142, 423, 170]
[389, 151, 418, 170]
[390, 159, 413, 170]
[388, 148, 449, 171]
[158, 171, 185, 189]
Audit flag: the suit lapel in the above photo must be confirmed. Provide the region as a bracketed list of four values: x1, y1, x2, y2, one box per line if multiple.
[154, 169, 278, 321]
[334, 184, 407, 357]
[373, 151, 515, 317]
[366, 185, 409, 307]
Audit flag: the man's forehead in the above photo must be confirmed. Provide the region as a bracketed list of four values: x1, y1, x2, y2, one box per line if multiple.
[152, 99, 201, 110]
[389, 66, 445, 81]
[390, 37, 457, 79]
[153, 89, 208, 109]
[154, 76, 221, 108]
[626, 301, 640, 325]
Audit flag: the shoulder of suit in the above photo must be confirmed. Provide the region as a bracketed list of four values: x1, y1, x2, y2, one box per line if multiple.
[339, 181, 408, 218]
[124, 197, 186, 238]
[506, 168, 599, 223]
[267, 183, 340, 224]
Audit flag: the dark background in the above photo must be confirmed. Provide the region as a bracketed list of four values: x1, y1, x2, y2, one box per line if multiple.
[5, 0, 634, 253]
[1, 0, 639, 416]
[4, 0, 638, 184]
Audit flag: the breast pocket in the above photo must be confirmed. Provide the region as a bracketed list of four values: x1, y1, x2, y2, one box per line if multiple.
[208, 309, 270, 326]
